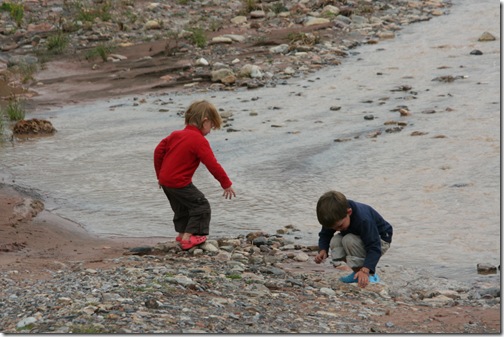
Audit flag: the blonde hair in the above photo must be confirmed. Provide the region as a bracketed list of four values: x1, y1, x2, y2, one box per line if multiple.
[184, 100, 222, 130]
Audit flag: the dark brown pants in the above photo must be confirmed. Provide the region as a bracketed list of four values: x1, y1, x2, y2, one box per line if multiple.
[161, 183, 211, 235]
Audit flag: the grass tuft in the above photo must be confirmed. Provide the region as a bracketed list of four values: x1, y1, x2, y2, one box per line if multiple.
[46, 33, 70, 55]
[187, 28, 206, 48]
[241, 0, 257, 14]
[85, 43, 115, 62]
[2, 97, 25, 121]
[17, 62, 38, 84]
[1, 2, 24, 27]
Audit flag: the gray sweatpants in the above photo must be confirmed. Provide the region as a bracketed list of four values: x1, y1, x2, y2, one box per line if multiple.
[329, 233, 390, 269]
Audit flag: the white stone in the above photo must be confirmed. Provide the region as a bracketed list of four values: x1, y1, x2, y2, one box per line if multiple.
[147, 2, 161, 10]
[269, 44, 289, 54]
[201, 241, 219, 252]
[293, 252, 310, 262]
[196, 57, 209, 66]
[322, 5, 340, 15]
[231, 16, 247, 25]
[283, 67, 296, 75]
[109, 53, 127, 60]
[240, 64, 263, 78]
[320, 288, 336, 296]
[222, 34, 246, 42]
[304, 17, 330, 27]
[144, 20, 161, 30]
[211, 36, 233, 44]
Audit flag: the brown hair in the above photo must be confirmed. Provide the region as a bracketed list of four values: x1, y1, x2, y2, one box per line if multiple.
[316, 190, 349, 228]
[184, 100, 222, 130]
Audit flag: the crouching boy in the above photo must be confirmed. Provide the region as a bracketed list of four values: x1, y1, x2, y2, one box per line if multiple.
[314, 190, 393, 288]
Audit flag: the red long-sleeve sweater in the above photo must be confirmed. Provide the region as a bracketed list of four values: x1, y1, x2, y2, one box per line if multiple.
[154, 125, 232, 189]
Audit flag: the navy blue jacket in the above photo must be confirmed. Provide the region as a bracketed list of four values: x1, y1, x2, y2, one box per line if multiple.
[318, 200, 393, 273]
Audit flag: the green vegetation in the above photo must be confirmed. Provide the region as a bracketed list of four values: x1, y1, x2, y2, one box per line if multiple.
[99, 2, 112, 21]
[288, 32, 321, 45]
[85, 43, 115, 62]
[123, 9, 138, 25]
[16, 324, 34, 331]
[0, 2, 24, 27]
[164, 31, 182, 55]
[2, 97, 25, 121]
[16, 62, 38, 84]
[187, 28, 206, 48]
[209, 19, 223, 32]
[225, 274, 242, 280]
[241, 0, 257, 14]
[64, 0, 113, 23]
[128, 286, 148, 292]
[46, 33, 70, 55]
[0, 95, 26, 138]
[321, 11, 337, 20]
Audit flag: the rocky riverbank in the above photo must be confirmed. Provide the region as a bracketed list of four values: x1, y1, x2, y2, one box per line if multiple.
[0, 183, 500, 333]
[1, 226, 501, 333]
[0, 0, 452, 107]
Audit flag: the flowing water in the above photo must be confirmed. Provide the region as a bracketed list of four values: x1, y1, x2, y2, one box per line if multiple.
[0, 0, 500, 281]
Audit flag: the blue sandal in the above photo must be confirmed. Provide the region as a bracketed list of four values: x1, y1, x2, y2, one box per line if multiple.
[339, 272, 357, 283]
[369, 273, 380, 283]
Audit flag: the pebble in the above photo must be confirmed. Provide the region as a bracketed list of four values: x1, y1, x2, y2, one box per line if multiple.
[0, 230, 499, 333]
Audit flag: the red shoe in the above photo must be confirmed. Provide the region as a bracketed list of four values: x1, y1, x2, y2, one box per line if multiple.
[180, 235, 207, 250]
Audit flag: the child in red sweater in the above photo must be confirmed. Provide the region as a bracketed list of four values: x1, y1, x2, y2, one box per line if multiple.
[154, 100, 236, 250]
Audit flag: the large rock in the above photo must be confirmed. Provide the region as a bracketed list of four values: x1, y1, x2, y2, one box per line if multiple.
[12, 118, 56, 135]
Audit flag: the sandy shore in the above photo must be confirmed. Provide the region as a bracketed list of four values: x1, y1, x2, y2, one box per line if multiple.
[0, 183, 170, 278]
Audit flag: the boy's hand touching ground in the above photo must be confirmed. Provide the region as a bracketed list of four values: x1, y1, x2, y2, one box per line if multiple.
[356, 268, 370, 288]
[223, 187, 236, 199]
[314, 250, 327, 264]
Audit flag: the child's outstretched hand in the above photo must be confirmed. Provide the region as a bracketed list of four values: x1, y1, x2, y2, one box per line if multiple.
[314, 250, 327, 264]
[223, 186, 236, 199]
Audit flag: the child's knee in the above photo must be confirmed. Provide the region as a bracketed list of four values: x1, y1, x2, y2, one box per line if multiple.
[342, 234, 366, 256]
[329, 233, 343, 249]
